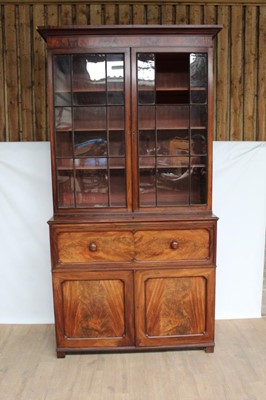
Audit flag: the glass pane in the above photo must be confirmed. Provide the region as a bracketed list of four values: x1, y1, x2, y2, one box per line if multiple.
[190, 53, 208, 87]
[74, 107, 106, 131]
[55, 131, 73, 157]
[75, 169, 108, 208]
[191, 89, 207, 104]
[156, 53, 189, 90]
[110, 168, 126, 207]
[157, 130, 189, 156]
[190, 105, 207, 128]
[138, 106, 155, 130]
[139, 169, 156, 206]
[75, 157, 107, 169]
[139, 156, 155, 168]
[108, 106, 124, 130]
[109, 157, 125, 169]
[55, 107, 72, 131]
[107, 54, 124, 105]
[54, 55, 71, 106]
[157, 156, 188, 168]
[191, 130, 207, 155]
[74, 132, 107, 157]
[191, 157, 207, 204]
[73, 54, 106, 91]
[109, 131, 125, 156]
[137, 53, 155, 104]
[157, 106, 189, 129]
[57, 159, 74, 208]
[139, 130, 155, 156]
[157, 166, 189, 206]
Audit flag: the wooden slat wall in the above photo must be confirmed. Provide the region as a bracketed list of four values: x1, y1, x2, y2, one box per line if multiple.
[0, 1, 265, 142]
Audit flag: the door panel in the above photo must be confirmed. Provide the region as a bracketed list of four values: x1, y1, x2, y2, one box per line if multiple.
[53, 270, 134, 348]
[135, 268, 215, 347]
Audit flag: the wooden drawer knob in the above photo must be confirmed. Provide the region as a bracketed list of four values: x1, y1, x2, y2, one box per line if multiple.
[88, 242, 97, 252]
[170, 240, 179, 250]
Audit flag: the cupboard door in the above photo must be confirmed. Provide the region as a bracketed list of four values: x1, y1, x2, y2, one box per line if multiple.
[53, 270, 134, 349]
[133, 50, 209, 209]
[135, 268, 215, 347]
[53, 52, 130, 211]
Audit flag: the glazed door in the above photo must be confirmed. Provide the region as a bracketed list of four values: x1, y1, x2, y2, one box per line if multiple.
[52, 49, 131, 212]
[135, 268, 215, 347]
[53, 270, 135, 349]
[131, 49, 211, 210]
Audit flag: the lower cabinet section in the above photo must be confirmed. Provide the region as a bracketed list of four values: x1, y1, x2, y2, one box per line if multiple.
[52, 267, 215, 357]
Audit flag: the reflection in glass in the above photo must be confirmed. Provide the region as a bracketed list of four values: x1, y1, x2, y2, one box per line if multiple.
[139, 131, 155, 156]
[57, 159, 74, 208]
[55, 131, 73, 157]
[74, 107, 106, 131]
[54, 55, 71, 106]
[191, 130, 207, 155]
[75, 158, 107, 168]
[157, 167, 189, 205]
[137, 53, 155, 104]
[191, 89, 207, 104]
[190, 158, 207, 204]
[76, 169, 108, 207]
[74, 133, 107, 157]
[138, 106, 155, 130]
[108, 106, 124, 130]
[110, 169, 126, 207]
[139, 169, 156, 206]
[190, 54, 208, 87]
[109, 131, 125, 156]
[55, 107, 72, 130]
[157, 130, 189, 156]
[139, 156, 155, 168]
[107, 54, 124, 105]
[190, 105, 207, 128]
[73, 54, 106, 90]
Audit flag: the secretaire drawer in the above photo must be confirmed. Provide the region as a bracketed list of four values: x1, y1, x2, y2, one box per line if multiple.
[57, 231, 134, 263]
[134, 229, 211, 262]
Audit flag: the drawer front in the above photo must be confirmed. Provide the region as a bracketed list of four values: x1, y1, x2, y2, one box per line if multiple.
[134, 229, 211, 262]
[57, 231, 134, 263]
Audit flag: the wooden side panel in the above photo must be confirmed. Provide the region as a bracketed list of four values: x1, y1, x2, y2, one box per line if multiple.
[230, 6, 244, 141]
[56, 231, 135, 263]
[4, 5, 19, 141]
[147, 5, 160, 24]
[258, 6, 266, 141]
[189, 5, 203, 24]
[135, 268, 215, 347]
[132, 4, 145, 24]
[53, 270, 135, 348]
[75, 4, 88, 25]
[243, 7, 257, 140]
[18, 5, 33, 141]
[118, 4, 131, 24]
[134, 229, 211, 262]
[32, 4, 46, 141]
[90, 4, 102, 25]
[0, 6, 6, 141]
[216, 6, 230, 140]
[175, 4, 188, 24]
[60, 4, 73, 25]
[0, 3, 265, 142]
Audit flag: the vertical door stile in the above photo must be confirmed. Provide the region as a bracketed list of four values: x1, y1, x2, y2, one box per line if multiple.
[70, 54, 77, 209]
[125, 49, 133, 211]
[130, 48, 139, 211]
